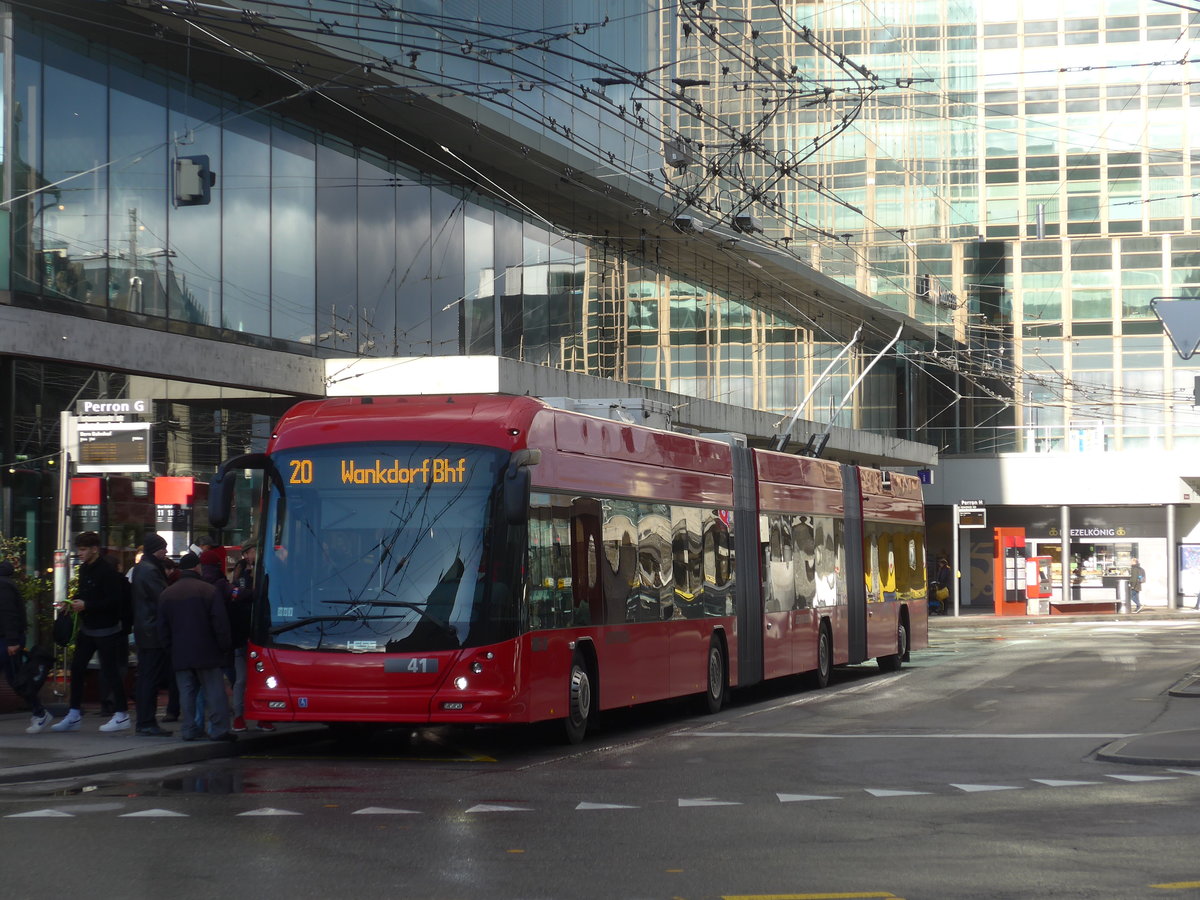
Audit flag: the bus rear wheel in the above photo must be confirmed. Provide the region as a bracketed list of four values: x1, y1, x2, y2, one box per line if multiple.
[878, 619, 909, 672]
[700, 636, 727, 714]
[563, 652, 593, 744]
[809, 625, 832, 689]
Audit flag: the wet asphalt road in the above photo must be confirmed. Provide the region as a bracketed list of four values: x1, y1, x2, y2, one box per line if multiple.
[3, 617, 1200, 900]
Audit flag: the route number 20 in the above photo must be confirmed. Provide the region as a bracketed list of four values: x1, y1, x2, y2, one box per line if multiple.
[289, 459, 313, 484]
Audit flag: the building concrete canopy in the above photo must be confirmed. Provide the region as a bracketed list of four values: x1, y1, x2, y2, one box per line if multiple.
[324, 355, 937, 468]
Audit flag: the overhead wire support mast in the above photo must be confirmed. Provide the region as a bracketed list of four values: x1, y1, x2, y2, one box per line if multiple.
[802, 324, 903, 459]
[773, 324, 861, 453]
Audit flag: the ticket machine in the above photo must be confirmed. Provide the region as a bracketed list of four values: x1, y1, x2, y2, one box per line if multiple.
[1025, 555, 1053, 614]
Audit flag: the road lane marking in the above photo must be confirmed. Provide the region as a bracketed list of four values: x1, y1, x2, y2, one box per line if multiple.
[350, 807, 420, 815]
[690, 732, 1131, 739]
[723, 893, 902, 899]
[465, 803, 531, 812]
[777, 793, 842, 802]
[119, 808, 188, 817]
[951, 784, 1021, 792]
[237, 807, 302, 816]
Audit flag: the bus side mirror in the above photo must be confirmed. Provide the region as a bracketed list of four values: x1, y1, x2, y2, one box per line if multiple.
[503, 466, 530, 525]
[208, 453, 270, 529]
[502, 449, 540, 525]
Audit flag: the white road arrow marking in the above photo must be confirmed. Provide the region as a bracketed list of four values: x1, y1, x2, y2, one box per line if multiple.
[576, 802, 639, 810]
[1031, 779, 1100, 787]
[865, 788, 932, 797]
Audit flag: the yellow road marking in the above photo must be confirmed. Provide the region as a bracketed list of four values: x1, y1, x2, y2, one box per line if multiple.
[1152, 882, 1200, 890]
[724, 894, 901, 899]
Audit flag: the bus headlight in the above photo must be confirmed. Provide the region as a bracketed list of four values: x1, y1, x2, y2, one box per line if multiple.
[265, 675, 279, 689]
[454, 676, 468, 690]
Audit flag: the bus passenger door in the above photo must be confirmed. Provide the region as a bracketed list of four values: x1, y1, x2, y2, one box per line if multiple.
[761, 513, 793, 679]
[841, 466, 868, 664]
[570, 498, 604, 626]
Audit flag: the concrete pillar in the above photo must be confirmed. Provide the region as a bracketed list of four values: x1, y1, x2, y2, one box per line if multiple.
[1060, 505, 1071, 605]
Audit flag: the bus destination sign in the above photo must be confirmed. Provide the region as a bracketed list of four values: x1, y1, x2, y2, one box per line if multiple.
[287, 457, 470, 485]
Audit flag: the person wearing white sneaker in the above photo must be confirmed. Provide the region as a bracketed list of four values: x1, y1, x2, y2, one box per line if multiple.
[2, 560, 54, 733]
[26, 709, 55, 733]
[62, 532, 134, 733]
[99, 711, 131, 732]
[51, 711, 81, 731]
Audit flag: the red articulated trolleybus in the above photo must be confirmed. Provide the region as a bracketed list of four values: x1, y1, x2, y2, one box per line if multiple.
[208, 393, 928, 743]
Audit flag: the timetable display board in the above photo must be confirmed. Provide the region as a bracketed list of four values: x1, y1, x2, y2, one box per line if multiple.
[76, 422, 152, 473]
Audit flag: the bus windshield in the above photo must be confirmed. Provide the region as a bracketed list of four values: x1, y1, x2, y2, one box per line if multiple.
[256, 442, 513, 653]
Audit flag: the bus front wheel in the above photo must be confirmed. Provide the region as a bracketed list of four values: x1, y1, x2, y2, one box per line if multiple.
[563, 652, 593, 744]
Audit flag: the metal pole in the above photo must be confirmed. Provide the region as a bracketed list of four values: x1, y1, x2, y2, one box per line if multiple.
[55, 411, 72, 607]
[952, 504, 961, 616]
[1060, 505, 1070, 606]
[1167, 503, 1177, 610]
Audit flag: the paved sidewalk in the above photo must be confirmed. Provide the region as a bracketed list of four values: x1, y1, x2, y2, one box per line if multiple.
[930, 606, 1200, 767]
[0, 707, 324, 785]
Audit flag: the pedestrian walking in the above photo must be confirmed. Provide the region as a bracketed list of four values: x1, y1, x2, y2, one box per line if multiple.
[1128, 558, 1146, 612]
[1, 559, 54, 733]
[158, 552, 235, 742]
[130, 532, 172, 736]
[51, 532, 133, 733]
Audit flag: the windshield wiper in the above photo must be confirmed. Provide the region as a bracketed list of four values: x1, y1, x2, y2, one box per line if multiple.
[322, 598, 456, 640]
[270, 614, 356, 636]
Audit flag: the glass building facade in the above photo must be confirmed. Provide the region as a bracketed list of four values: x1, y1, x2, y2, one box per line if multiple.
[1, 2, 942, 576]
[16, 1, 1199, 600]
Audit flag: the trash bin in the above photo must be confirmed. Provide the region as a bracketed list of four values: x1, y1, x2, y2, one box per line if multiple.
[1115, 577, 1129, 612]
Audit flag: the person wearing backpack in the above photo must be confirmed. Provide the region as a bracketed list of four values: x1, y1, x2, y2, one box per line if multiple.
[51, 532, 132, 733]
[1, 559, 54, 733]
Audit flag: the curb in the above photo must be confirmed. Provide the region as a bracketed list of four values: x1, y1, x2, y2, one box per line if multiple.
[1094, 730, 1200, 768]
[1167, 673, 1200, 698]
[0, 725, 327, 787]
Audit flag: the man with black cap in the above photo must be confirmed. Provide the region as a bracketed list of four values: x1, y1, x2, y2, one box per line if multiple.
[131, 532, 172, 736]
[158, 552, 235, 742]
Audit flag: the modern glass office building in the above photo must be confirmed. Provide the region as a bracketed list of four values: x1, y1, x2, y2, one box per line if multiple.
[0, 1, 939, 574]
[6, 0, 1199, 609]
[736, 0, 1200, 606]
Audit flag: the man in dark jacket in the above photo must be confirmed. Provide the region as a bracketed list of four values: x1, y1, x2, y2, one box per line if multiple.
[1, 559, 53, 732]
[52, 532, 132, 733]
[158, 552, 235, 742]
[131, 533, 172, 736]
